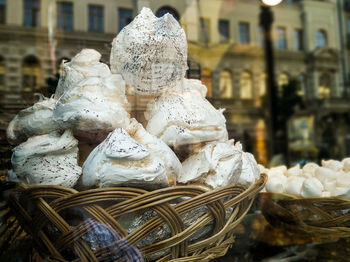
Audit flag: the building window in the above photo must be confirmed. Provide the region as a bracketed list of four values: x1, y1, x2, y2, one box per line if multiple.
[347, 18, 350, 34]
[88, 5, 103, 33]
[201, 68, 212, 97]
[219, 70, 232, 98]
[155, 6, 179, 20]
[57, 2, 73, 31]
[22, 56, 40, 92]
[293, 29, 303, 51]
[315, 29, 327, 48]
[276, 27, 287, 50]
[218, 20, 229, 43]
[240, 71, 253, 99]
[318, 72, 331, 99]
[297, 74, 306, 96]
[260, 73, 266, 96]
[258, 26, 263, 46]
[199, 18, 210, 44]
[24, 0, 40, 27]
[239, 22, 250, 45]
[278, 73, 289, 95]
[118, 8, 132, 32]
[0, 57, 5, 91]
[0, 0, 5, 24]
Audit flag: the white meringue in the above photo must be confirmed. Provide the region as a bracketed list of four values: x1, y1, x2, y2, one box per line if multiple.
[9, 130, 81, 187]
[238, 149, 260, 187]
[342, 158, 350, 172]
[336, 172, 350, 187]
[323, 179, 337, 192]
[145, 79, 227, 147]
[301, 178, 323, 197]
[110, 7, 187, 95]
[268, 165, 287, 177]
[55, 49, 111, 98]
[322, 191, 331, 197]
[81, 121, 180, 189]
[266, 176, 285, 193]
[302, 162, 319, 176]
[178, 140, 242, 189]
[285, 164, 302, 177]
[7, 97, 60, 145]
[331, 187, 350, 198]
[321, 159, 343, 172]
[285, 177, 305, 196]
[53, 74, 130, 142]
[314, 167, 337, 183]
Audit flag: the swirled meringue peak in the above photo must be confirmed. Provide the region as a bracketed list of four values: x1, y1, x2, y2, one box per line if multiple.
[81, 120, 180, 189]
[55, 49, 111, 98]
[144, 79, 228, 147]
[110, 7, 188, 95]
[7, 96, 60, 145]
[178, 140, 243, 189]
[53, 74, 130, 142]
[9, 130, 81, 187]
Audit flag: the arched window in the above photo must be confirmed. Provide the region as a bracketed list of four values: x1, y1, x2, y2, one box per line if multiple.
[22, 55, 40, 92]
[155, 6, 179, 20]
[219, 70, 232, 98]
[0, 57, 5, 91]
[260, 73, 266, 96]
[278, 73, 289, 95]
[318, 72, 331, 99]
[240, 71, 253, 99]
[201, 68, 212, 97]
[315, 29, 327, 48]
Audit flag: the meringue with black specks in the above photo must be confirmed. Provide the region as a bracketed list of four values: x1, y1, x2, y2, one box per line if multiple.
[81, 120, 181, 189]
[145, 79, 228, 147]
[8, 130, 81, 187]
[238, 147, 261, 187]
[110, 7, 188, 95]
[178, 140, 243, 189]
[53, 74, 130, 142]
[55, 49, 111, 98]
[7, 96, 60, 145]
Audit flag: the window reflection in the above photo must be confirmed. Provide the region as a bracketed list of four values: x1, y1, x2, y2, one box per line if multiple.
[318, 72, 331, 99]
[315, 29, 327, 48]
[0, 0, 5, 24]
[276, 27, 287, 50]
[22, 55, 40, 93]
[88, 5, 104, 33]
[24, 0, 40, 27]
[218, 19, 229, 43]
[219, 70, 233, 98]
[57, 2, 73, 31]
[240, 71, 253, 99]
[199, 18, 210, 44]
[239, 22, 250, 45]
[118, 8, 132, 32]
[293, 29, 303, 51]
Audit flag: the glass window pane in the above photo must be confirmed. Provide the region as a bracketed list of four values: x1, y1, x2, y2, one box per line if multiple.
[276, 27, 286, 50]
[118, 9, 132, 32]
[239, 22, 250, 45]
[218, 20, 229, 43]
[219, 70, 232, 98]
[89, 5, 104, 33]
[57, 2, 73, 30]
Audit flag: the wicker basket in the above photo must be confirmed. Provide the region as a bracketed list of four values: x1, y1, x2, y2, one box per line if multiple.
[6, 174, 266, 262]
[259, 192, 350, 241]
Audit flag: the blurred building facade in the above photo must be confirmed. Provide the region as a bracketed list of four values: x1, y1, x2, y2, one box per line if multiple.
[0, 0, 349, 166]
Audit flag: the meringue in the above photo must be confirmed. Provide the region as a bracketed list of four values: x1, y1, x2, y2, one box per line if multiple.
[238, 149, 260, 187]
[342, 158, 350, 172]
[9, 130, 81, 187]
[301, 178, 323, 197]
[55, 49, 111, 98]
[53, 74, 130, 142]
[321, 159, 343, 172]
[285, 177, 305, 196]
[266, 176, 285, 193]
[285, 164, 302, 177]
[81, 121, 180, 189]
[7, 96, 60, 145]
[178, 140, 242, 189]
[145, 79, 228, 147]
[110, 7, 187, 95]
[315, 167, 337, 183]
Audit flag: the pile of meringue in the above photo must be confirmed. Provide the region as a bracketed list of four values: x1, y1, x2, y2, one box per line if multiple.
[6, 8, 260, 191]
[262, 158, 350, 198]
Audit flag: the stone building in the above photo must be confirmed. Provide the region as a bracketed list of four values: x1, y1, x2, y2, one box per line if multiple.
[0, 0, 349, 167]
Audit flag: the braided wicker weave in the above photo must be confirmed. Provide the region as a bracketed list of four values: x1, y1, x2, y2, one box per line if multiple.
[259, 192, 350, 240]
[6, 174, 266, 262]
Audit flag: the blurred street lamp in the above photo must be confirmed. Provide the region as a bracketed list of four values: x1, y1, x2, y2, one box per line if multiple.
[259, 0, 283, 160]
